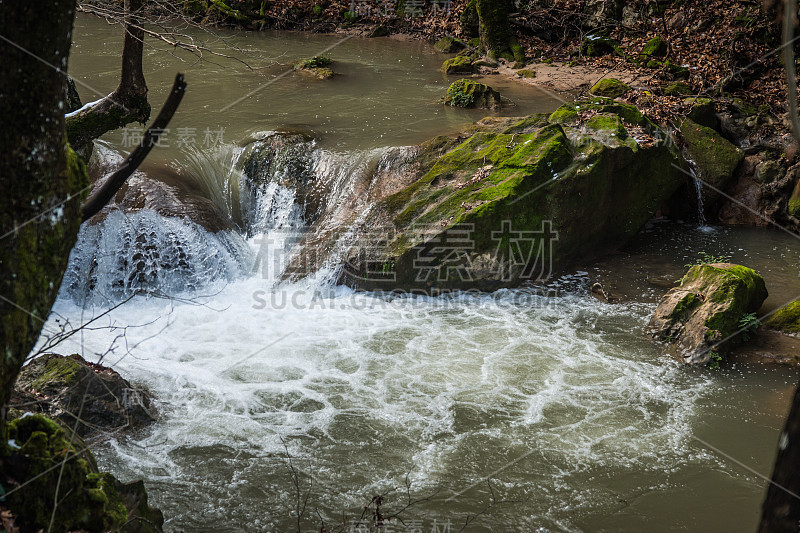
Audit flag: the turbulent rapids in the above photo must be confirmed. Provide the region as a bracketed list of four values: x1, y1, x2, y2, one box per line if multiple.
[26, 14, 800, 533]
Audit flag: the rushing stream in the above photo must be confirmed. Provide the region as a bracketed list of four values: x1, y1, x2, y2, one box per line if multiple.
[34, 14, 800, 532]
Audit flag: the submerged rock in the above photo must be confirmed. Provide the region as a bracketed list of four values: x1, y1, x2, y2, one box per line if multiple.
[647, 263, 768, 364]
[293, 56, 336, 79]
[434, 36, 465, 53]
[444, 79, 501, 109]
[1, 414, 163, 532]
[12, 354, 156, 437]
[441, 55, 474, 74]
[310, 97, 688, 290]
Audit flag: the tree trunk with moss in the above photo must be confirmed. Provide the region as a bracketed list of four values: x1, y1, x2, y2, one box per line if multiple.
[0, 0, 89, 441]
[65, 0, 151, 153]
[472, 0, 523, 63]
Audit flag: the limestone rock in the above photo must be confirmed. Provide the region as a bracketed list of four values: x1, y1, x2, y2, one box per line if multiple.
[13, 354, 156, 437]
[647, 263, 768, 364]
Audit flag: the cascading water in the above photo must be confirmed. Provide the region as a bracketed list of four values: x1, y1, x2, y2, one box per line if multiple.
[36, 18, 800, 531]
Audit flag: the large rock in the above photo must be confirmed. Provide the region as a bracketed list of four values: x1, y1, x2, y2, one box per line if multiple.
[765, 301, 800, 334]
[679, 118, 744, 208]
[647, 263, 768, 364]
[2, 414, 163, 532]
[444, 79, 501, 109]
[12, 354, 156, 437]
[290, 97, 687, 290]
[589, 78, 630, 98]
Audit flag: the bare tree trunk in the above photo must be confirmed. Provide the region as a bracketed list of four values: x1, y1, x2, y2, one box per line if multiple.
[66, 0, 150, 152]
[0, 0, 88, 442]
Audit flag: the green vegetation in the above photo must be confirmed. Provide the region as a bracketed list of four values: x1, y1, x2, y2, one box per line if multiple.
[589, 78, 631, 98]
[441, 55, 474, 74]
[685, 251, 731, 266]
[445, 79, 502, 109]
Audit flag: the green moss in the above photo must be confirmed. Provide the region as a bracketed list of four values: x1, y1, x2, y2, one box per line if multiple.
[4, 415, 128, 531]
[732, 97, 759, 116]
[294, 56, 332, 69]
[434, 36, 464, 53]
[441, 55, 474, 74]
[445, 79, 501, 109]
[581, 35, 618, 57]
[585, 113, 629, 139]
[664, 82, 692, 96]
[684, 97, 717, 129]
[678, 118, 743, 190]
[209, 0, 249, 22]
[789, 178, 800, 218]
[475, 0, 517, 61]
[548, 105, 579, 124]
[640, 36, 668, 58]
[589, 78, 631, 98]
[670, 292, 702, 320]
[460, 0, 480, 36]
[30, 354, 83, 390]
[765, 301, 800, 333]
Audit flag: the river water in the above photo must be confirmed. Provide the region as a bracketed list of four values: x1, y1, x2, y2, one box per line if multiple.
[38, 14, 800, 532]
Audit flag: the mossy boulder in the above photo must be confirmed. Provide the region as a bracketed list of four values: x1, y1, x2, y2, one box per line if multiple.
[678, 118, 744, 205]
[664, 82, 692, 96]
[517, 69, 536, 78]
[445, 79, 501, 109]
[589, 78, 631, 98]
[2, 414, 163, 532]
[647, 263, 768, 364]
[434, 36, 465, 53]
[789, 177, 800, 218]
[329, 97, 686, 290]
[293, 56, 335, 79]
[581, 34, 620, 57]
[12, 353, 156, 437]
[368, 25, 389, 37]
[765, 301, 800, 334]
[684, 97, 718, 130]
[640, 36, 668, 59]
[441, 55, 474, 74]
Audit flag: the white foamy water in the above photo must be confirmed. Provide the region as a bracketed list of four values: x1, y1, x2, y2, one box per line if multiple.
[37, 134, 800, 531]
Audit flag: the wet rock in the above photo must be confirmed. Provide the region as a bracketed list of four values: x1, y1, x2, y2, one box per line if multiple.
[293, 56, 336, 79]
[329, 97, 687, 290]
[441, 55, 474, 74]
[2, 414, 163, 532]
[434, 36, 464, 53]
[716, 155, 766, 226]
[12, 354, 156, 438]
[368, 25, 389, 37]
[765, 301, 800, 334]
[444, 79, 501, 109]
[678, 118, 744, 206]
[647, 263, 768, 364]
[240, 131, 319, 224]
[589, 78, 630, 98]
